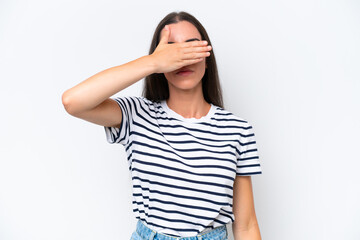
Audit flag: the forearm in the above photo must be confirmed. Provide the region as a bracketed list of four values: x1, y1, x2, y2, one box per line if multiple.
[62, 55, 156, 114]
[232, 222, 261, 240]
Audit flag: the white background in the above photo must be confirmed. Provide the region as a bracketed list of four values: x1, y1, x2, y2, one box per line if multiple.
[0, 0, 359, 239]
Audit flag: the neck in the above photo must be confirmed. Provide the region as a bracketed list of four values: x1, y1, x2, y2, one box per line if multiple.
[166, 84, 211, 119]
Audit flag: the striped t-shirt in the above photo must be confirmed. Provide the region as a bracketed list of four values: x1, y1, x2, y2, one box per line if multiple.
[104, 96, 262, 237]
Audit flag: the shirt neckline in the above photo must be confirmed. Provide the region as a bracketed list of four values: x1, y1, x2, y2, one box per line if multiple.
[160, 99, 216, 123]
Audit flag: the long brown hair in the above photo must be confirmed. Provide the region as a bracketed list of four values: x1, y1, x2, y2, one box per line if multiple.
[141, 11, 224, 109]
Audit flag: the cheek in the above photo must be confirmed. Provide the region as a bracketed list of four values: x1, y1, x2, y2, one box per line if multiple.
[196, 61, 206, 76]
[164, 73, 171, 81]
[197, 60, 206, 70]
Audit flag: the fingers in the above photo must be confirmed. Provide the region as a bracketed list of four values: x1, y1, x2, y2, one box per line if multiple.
[183, 58, 205, 65]
[181, 44, 212, 60]
[182, 51, 210, 60]
[159, 25, 170, 45]
[182, 45, 212, 54]
[179, 41, 212, 59]
[181, 40, 208, 48]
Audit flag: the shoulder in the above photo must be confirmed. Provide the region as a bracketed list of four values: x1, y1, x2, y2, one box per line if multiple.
[121, 96, 161, 117]
[214, 106, 250, 126]
[137, 96, 161, 111]
[215, 107, 256, 143]
[215, 106, 255, 136]
[114, 96, 158, 108]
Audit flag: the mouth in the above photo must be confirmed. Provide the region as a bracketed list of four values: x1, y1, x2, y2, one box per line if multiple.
[176, 68, 194, 76]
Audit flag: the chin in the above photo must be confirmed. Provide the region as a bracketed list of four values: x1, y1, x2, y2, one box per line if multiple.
[169, 79, 202, 91]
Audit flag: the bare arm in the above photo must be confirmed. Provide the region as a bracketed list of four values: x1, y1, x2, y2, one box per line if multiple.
[232, 176, 262, 240]
[61, 55, 156, 129]
[62, 55, 155, 115]
[61, 24, 211, 128]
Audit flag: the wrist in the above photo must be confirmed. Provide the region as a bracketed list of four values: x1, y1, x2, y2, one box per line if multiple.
[141, 54, 158, 74]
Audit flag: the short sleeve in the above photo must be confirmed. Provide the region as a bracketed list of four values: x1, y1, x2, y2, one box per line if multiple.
[104, 96, 137, 146]
[236, 120, 262, 176]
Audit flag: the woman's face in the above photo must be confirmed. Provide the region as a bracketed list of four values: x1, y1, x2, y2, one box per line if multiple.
[160, 21, 207, 91]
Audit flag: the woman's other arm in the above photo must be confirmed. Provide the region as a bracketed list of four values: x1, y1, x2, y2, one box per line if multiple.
[232, 176, 262, 240]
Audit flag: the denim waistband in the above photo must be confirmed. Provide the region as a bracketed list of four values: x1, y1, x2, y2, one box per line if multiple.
[135, 219, 228, 240]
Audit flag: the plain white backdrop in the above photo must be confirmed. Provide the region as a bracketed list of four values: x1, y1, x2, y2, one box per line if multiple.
[0, 0, 359, 239]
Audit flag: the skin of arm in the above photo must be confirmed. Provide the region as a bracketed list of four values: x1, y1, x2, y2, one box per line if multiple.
[62, 55, 156, 115]
[232, 176, 262, 240]
[61, 30, 210, 131]
[62, 24, 209, 118]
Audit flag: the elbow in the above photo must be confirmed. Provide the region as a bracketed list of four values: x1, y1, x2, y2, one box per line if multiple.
[233, 220, 259, 231]
[232, 220, 261, 240]
[232, 214, 259, 232]
[62, 90, 78, 115]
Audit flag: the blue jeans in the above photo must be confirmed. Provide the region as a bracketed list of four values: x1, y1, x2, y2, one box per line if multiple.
[130, 219, 229, 240]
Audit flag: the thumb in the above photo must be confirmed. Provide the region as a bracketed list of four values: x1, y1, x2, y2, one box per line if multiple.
[159, 25, 170, 45]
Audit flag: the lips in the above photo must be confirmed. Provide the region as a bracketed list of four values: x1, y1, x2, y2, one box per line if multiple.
[176, 67, 193, 74]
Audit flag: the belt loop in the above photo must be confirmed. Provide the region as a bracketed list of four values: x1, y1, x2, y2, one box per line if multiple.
[148, 229, 156, 240]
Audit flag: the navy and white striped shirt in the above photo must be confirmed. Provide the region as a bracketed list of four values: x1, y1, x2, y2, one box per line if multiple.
[104, 96, 262, 237]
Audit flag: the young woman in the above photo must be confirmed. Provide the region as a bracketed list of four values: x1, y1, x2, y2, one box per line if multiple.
[62, 11, 262, 240]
